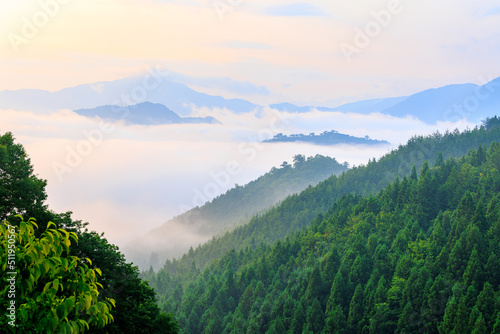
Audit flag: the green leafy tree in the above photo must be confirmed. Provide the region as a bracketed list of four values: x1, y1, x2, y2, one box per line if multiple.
[0, 131, 179, 334]
[74, 231, 177, 334]
[0, 217, 114, 333]
[0, 132, 47, 221]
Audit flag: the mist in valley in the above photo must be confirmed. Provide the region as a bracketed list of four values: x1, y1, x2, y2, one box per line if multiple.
[0, 105, 474, 268]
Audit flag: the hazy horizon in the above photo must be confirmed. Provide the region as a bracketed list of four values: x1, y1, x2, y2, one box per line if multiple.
[1, 0, 498, 260]
[2, 1, 500, 106]
[0, 105, 474, 251]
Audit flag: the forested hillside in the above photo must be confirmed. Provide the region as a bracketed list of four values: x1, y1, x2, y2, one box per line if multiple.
[128, 154, 348, 269]
[143, 137, 500, 333]
[263, 130, 389, 145]
[0, 132, 179, 333]
[149, 117, 500, 272]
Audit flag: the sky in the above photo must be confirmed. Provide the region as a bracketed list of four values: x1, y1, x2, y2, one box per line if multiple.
[0, 0, 498, 256]
[1, 0, 500, 106]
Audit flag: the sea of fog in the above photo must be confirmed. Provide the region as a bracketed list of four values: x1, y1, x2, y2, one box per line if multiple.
[0, 106, 473, 260]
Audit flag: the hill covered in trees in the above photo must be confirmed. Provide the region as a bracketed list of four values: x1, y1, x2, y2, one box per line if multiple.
[263, 130, 389, 146]
[127, 154, 348, 270]
[148, 117, 500, 273]
[141, 117, 500, 333]
[0, 132, 179, 333]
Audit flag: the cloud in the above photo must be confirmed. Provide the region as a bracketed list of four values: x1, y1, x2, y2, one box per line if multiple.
[263, 3, 328, 17]
[0, 107, 475, 260]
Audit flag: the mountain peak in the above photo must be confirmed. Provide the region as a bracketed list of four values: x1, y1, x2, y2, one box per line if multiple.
[74, 102, 220, 125]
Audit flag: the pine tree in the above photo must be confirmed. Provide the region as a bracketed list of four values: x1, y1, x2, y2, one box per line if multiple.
[447, 237, 468, 279]
[369, 303, 394, 334]
[327, 263, 350, 312]
[473, 200, 488, 233]
[349, 254, 371, 286]
[266, 318, 286, 334]
[347, 284, 364, 333]
[476, 282, 496, 332]
[324, 303, 346, 334]
[305, 298, 325, 333]
[322, 250, 340, 291]
[304, 266, 322, 305]
[290, 300, 306, 334]
[374, 275, 388, 305]
[453, 297, 470, 334]
[484, 253, 500, 289]
[397, 301, 420, 334]
[410, 165, 418, 181]
[456, 191, 476, 222]
[463, 247, 482, 289]
[435, 151, 444, 167]
[472, 314, 487, 334]
[438, 283, 463, 334]
[416, 161, 438, 229]
[492, 311, 500, 334]
[468, 306, 482, 334]
[486, 195, 500, 225]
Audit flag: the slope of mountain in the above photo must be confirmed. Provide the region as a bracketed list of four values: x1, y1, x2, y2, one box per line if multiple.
[328, 96, 409, 114]
[153, 117, 500, 273]
[0, 76, 258, 116]
[270, 96, 407, 114]
[74, 102, 220, 125]
[126, 154, 348, 269]
[2, 75, 499, 122]
[381, 83, 480, 123]
[271, 77, 500, 123]
[143, 141, 500, 333]
[263, 130, 389, 145]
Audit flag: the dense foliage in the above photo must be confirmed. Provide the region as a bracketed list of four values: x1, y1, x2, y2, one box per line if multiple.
[144, 141, 500, 333]
[192, 154, 348, 234]
[0, 132, 47, 221]
[155, 117, 500, 272]
[129, 154, 348, 269]
[263, 130, 389, 145]
[76, 230, 179, 334]
[0, 217, 114, 333]
[0, 131, 179, 333]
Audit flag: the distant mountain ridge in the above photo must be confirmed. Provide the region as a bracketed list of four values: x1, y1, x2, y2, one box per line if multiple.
[271, 77, 500, 123]
[1, 74, 499, 123]
[0, 76, 257, 116]
[74, 102, 220, 125]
